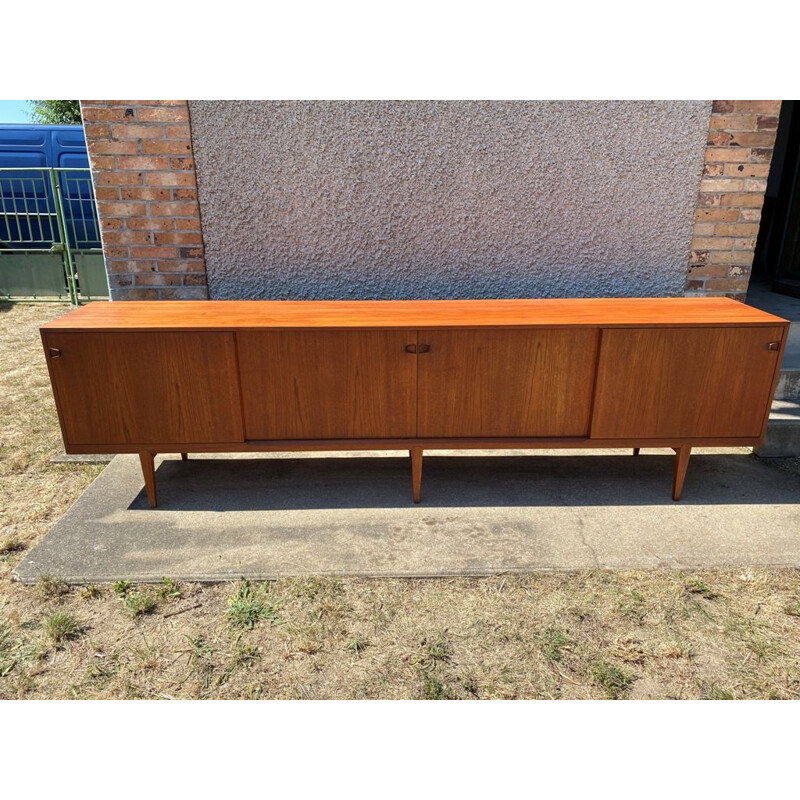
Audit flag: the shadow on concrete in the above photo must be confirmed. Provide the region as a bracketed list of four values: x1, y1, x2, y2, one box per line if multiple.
[128, 453, 799, 511]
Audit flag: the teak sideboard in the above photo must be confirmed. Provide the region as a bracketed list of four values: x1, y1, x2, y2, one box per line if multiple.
[40, 298, 789, 507]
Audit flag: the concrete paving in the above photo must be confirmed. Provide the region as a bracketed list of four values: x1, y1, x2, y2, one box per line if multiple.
[13, 449, 800, 584]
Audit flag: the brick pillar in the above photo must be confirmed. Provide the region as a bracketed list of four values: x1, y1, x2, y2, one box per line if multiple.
[80, 100, 208, 300]
[686, 100, 781, 300]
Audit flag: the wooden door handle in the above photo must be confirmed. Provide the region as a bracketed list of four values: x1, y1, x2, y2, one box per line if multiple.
[48, 347, 62, 358]
[404, 344, 431, 354]
[404, 344, 417, 353]
[767, 341, 781, 351]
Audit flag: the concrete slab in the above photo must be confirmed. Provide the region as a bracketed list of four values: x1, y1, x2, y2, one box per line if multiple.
[13, 449, 800, 584]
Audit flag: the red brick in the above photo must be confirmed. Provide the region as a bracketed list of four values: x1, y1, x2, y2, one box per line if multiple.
[94, 171, 143, 186]
[88, 140, 139, 155]
[124, 288, 160, 300]
[116, 156, 169, 170]
[158, 286, 208, 300]
[82, 106, 135, 123]
[137, 107, 189, 122]
[732, 100, 781, 114]
[697, 194, 721, 207]
[720, 193, 765, 208]
[709, 250, 755, 265]
[703, 278, 749, 292]
[695, 208, 739, 222]
[89, 155, 116, 170]
[111, 124, 165, 140]
[712, 101, 734, 113]
[150, 202, 200, 216]
[135, 273, 183, 286]
[708, 115, 757, 131]
[757, 115, 779, 130]
[705, 147, 751, 163]
[102, 231, 154, 245]
[105, 260, 135, 273]
[169, 157, 195, 170]
[723, 163, 770, 178]
[107, 274, 133, 288]
[145, 172, 196, 187]
[100, 218, 124, 230]
[692, 237, 735, 251]
[172, 188, 198, 201]
[120, 187, 171, 201]
[93, 187, 120, 201]
[127, 217, 176, 231]
[83, 124, 111, 139]
[155, 260, 205, 272]
[699, 179, 743, 193]
[739, 209, 762, 222]
[702, 163, 724, 177]
[687, 265, 729, 278]
[714, 223, 760, 236]
[751, 148, 774, 163]
[165, 125, 192, 140]
[98, 201, 147, 216]
[707, 132, 733, 146]
[154, 232, 204, 245]
[131, 246, 180, 259]
[689, 250, 709, 264]
[104, 246, 130, 258]
[141, 140, 193, 155]
[179, 247, 204, 259]
[744, 179, 768, 193]
[184, 274, 208, 286]
[730, 131, 777, 148]
[174, 218, 203, 231]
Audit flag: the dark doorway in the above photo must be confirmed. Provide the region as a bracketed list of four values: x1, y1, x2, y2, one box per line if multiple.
[752, 100, 800, 297]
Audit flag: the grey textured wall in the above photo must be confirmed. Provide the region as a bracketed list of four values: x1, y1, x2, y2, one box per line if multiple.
[189, 101, 711, 300]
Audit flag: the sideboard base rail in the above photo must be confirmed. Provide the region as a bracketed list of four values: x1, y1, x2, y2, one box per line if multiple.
[133, 441, 713, 508]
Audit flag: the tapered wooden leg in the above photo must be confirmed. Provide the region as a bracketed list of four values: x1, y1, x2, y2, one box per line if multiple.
[180, 452, 188, 461]
[410, 447, 423, 504]
[139, 451, 158, 508]
[633, 448, 640, 456]
[672, 446, 692, 501]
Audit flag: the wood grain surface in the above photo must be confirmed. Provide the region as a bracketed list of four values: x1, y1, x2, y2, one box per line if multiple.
[417, 329, 599, 437]
[42, 331, 244, 445]
[591, 326, 786, 439]
[41, 297, 788, 331]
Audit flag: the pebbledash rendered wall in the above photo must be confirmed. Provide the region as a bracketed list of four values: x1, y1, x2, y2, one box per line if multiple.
[190, 101, 709, 299]
[82, 100, 780, 300]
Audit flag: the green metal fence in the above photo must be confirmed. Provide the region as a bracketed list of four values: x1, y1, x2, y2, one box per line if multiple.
[0, 167, 109, 303]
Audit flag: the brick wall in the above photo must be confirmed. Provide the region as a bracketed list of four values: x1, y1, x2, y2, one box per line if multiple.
[80, 101, 208, 299]
[685, 101, 781, 300]
[83, 100, 782, 301]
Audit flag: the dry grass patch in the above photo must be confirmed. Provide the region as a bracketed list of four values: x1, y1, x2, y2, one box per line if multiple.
[1, 303, 800, 699]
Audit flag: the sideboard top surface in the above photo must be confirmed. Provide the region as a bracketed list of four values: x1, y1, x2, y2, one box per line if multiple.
[42, 297, 788, 331]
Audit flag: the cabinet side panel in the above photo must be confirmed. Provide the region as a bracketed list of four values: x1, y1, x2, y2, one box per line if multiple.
[591, 326, 785, 439]
[417, 328, 599, 438]
[237, 330, 418, 440]
[43, 331, 244, 446]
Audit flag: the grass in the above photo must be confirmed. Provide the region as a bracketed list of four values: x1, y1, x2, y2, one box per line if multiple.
[0, 537, 24, 557]
[44, 612, 80, 644]
[226, 581, 282, 630]
[540, 625, 571, 662]
[1, 303, 800, 699]
[590, 659, 635, 699]
[37, 574, 68, 600]
[123, 591, 157, 618]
